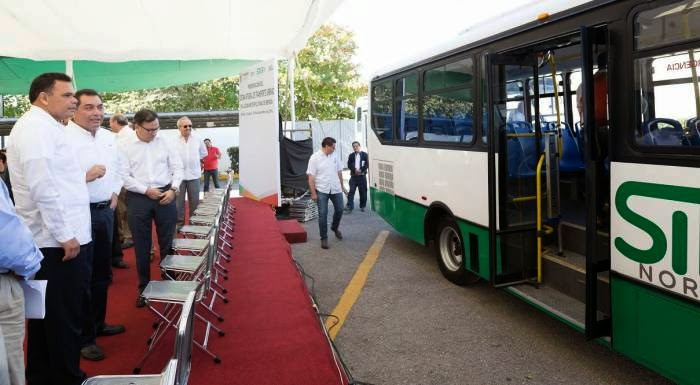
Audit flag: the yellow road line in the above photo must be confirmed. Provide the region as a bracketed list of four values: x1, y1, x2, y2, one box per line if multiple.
[325, 230, 389, 340]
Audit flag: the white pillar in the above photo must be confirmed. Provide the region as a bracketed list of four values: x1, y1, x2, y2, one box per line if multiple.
[288, 54, 296, 134]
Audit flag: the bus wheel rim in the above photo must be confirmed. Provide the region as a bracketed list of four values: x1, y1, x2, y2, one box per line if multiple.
[439, 226, 462, 272]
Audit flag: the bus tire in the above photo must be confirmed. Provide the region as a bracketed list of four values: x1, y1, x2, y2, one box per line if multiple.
[434, 216, 479, 286]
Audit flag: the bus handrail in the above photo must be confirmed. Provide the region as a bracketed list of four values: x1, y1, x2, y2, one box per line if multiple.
[536, 153, 545, 284]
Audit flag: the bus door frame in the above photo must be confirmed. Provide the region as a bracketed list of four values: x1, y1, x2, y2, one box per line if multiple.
[487, 51, 543, 287]
[581, 25, 612, 339]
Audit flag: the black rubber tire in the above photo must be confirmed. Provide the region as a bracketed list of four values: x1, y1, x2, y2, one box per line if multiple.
[434, 216, 480, 286]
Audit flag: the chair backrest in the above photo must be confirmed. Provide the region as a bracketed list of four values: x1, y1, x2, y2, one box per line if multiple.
[174, 291, 196, 385]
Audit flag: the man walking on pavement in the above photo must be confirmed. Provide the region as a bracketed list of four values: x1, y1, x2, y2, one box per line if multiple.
[307, 137, 347, 249]
[344, 141, 368, 213]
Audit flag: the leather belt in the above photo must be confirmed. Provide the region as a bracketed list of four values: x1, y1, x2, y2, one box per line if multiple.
[90, 200, 111, 209]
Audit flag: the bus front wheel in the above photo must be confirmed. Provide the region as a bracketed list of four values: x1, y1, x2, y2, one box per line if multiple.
[434, 217, 479, 286]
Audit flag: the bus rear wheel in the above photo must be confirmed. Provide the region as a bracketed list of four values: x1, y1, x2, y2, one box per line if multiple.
[434, 216, 479, 286]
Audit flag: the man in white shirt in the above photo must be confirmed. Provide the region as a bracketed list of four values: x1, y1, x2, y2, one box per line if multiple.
[109, 113, 134, 260]
[7, 72, 92, 385]
[119, 109, 183, 307]
[66, 89, 126, 362]
[306, 137, 347, 249]
[173, 116, 207, 227]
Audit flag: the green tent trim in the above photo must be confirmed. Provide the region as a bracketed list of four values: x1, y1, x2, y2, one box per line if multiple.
[0, 58, 260, 94]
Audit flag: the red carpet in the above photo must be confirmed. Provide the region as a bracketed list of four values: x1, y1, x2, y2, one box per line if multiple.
[78, 197, 345, 384]
[277, 219, 308, 244]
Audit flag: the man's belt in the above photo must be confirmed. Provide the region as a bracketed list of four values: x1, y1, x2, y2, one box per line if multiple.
[157, 184, 172, 192]
[90, 200, 111, 209]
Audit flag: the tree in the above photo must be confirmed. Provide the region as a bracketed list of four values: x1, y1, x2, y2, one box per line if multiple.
[227, 146, 239, 174]
[103, 76, 239, 113]
[278, 24, 366, 121]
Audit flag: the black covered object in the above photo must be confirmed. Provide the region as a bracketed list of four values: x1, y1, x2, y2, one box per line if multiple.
[280, 136, 313, 191]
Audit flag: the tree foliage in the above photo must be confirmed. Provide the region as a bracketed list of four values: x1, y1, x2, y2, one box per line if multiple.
[103, 77, 239, 114]
[278, 24, 366, 121]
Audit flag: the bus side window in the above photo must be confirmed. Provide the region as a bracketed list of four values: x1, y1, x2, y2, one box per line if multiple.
[395, 73, 419, 142]
[633, 2, 700, 148]
[371, 80, 393, 142]
[422, 57, 475, 144]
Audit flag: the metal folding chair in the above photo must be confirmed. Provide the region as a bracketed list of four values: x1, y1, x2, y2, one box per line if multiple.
[84, 291, 197, 383]
[136, 236, 224, 372]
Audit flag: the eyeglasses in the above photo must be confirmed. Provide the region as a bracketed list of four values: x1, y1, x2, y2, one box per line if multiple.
[136, 124, 160, 133]
[181, 125, 192, 128]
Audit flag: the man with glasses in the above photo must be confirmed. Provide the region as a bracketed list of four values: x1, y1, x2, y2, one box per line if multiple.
[173, 117, 207, 228]
[8, 72, 92, 385]
[118, 109, 183, 307]
[66, 89, 126, 362]
[307, 137, 347, 249]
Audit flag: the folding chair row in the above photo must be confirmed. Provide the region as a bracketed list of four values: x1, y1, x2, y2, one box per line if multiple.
[136, 235, 224, 372]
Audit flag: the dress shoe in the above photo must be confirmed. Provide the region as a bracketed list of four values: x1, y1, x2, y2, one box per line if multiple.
[333, 229, 343, 240]
[112, 260, 129, 269]
[344, 207, 352, 213]
[81, 344, 105, 361]
[120, 240, 134, 249]
[321, 239, 329, 249]
[98, 324, 125, 336]
[136, 296, 146, 308]
[360, 207, 365, 212]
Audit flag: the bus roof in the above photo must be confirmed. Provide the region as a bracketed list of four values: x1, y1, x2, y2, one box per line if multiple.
[371, 0, 606, 80]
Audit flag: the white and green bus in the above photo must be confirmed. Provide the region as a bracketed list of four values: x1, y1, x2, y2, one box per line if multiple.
[367, 0, 700, 383]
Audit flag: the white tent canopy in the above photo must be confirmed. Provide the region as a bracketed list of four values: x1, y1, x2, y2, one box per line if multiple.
[0, 0, 342, 61]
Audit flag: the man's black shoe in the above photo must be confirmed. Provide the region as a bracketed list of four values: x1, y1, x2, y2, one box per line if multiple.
[360, 207, 365, 212]
[136, 296, 146, 308]
[112, 260, 129, 269]
[333, 229, 343, 240]
[321, 239, 329, 249]
[98, 324, 126, 336]
[81, 344, 105, 361]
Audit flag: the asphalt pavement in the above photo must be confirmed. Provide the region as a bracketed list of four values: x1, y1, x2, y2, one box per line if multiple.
[291, 199, 674, 385]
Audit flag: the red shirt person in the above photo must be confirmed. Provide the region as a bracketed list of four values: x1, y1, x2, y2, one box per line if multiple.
[202, 138, 222, 191]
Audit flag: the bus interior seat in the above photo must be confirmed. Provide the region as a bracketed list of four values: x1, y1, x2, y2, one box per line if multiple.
[687, 118, 700, 146]
[559, 124, 585, 173]
[642, 118, 688, 146]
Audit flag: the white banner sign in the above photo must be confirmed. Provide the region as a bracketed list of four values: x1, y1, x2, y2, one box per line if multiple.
[238, 60, 281, 206]
[611, 162, 700, 301]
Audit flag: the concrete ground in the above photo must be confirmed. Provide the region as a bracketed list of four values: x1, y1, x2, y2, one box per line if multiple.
[291, 199, 673, 385]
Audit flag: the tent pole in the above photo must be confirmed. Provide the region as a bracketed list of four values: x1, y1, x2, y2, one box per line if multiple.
[65, 60, 76, 88]
[288, 54, 296, 137]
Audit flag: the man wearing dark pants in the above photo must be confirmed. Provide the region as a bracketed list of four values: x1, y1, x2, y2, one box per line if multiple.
[344, 141, 369, 213]
[7, 72, 92, 385]
[202, 138, 221, 192]
[119, 109, 183, 307]
[173, 116, 207, 227]
[307, 137, 347, 249]
[66, 89, 126, 362]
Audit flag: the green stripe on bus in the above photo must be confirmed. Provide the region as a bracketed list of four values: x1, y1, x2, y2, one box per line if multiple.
[370, 187, 491, 279]
[612, 277, 700, 385]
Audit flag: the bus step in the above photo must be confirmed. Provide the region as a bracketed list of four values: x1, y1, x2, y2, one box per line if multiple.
[560, 221, 610, 257]
[542, 249, 610, 314]
[506, 283, 587, 331]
